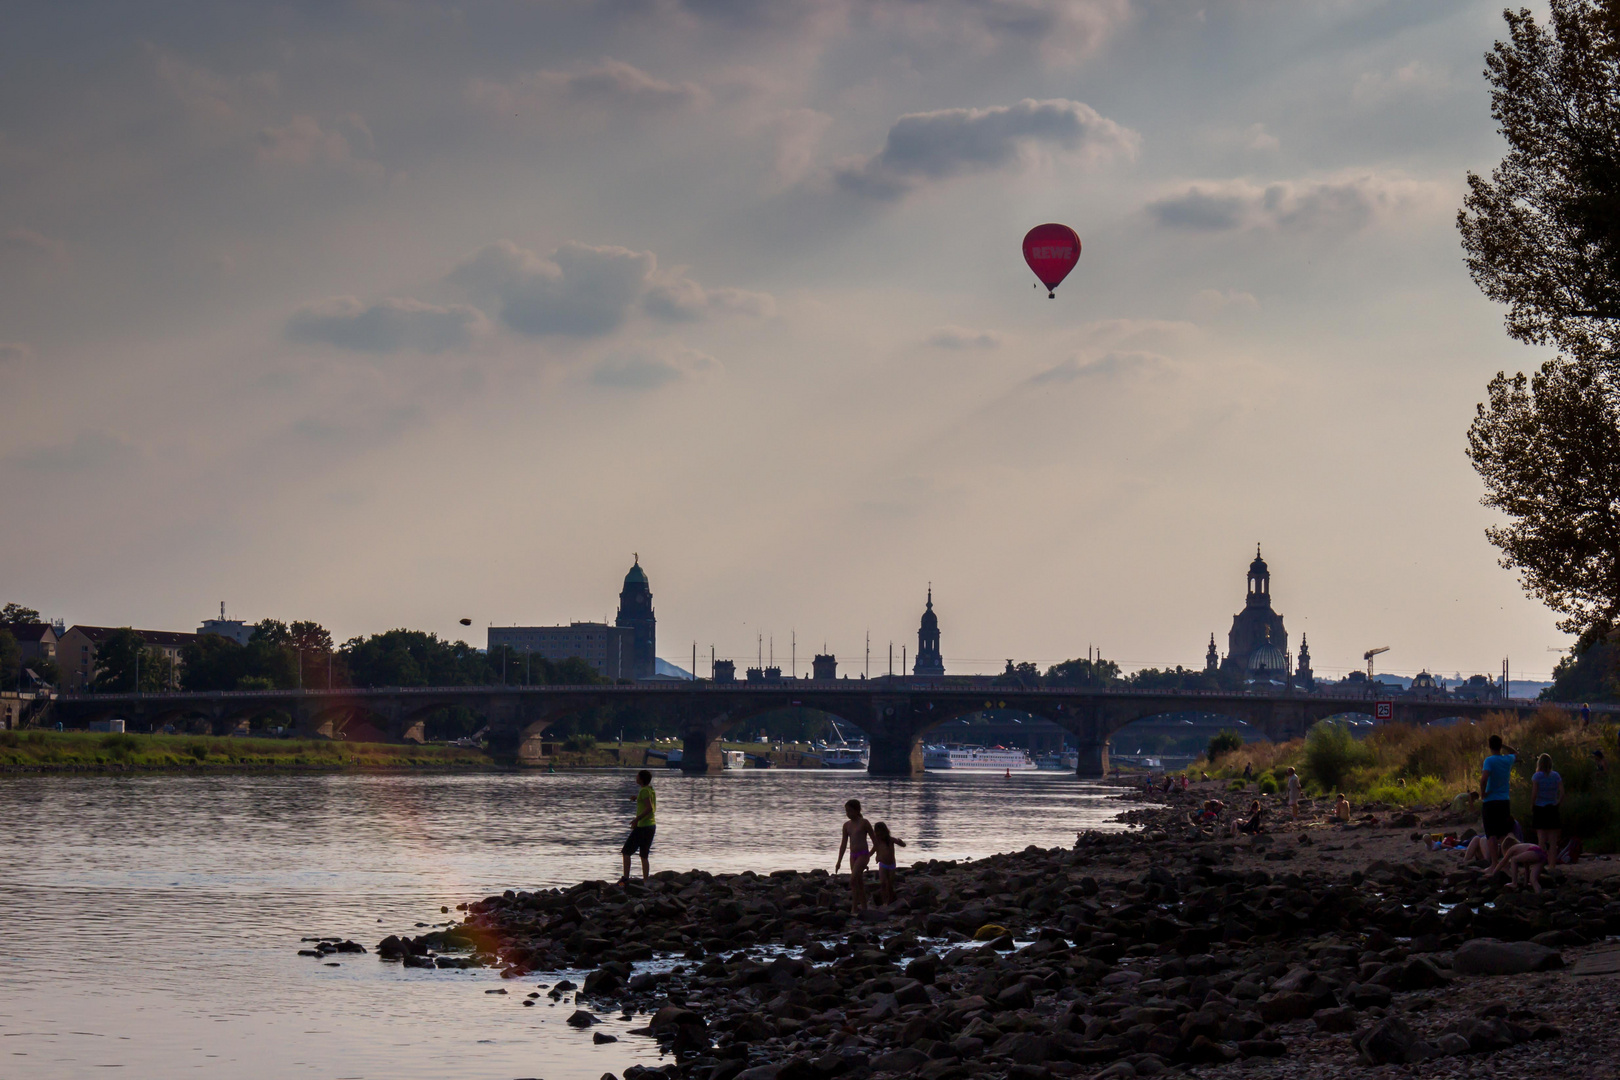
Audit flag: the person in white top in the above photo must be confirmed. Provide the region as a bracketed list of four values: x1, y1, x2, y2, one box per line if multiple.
[1285, 766, 1303, 820]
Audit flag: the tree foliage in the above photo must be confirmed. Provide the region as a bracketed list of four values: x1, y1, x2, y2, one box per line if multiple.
[1462, 2, 1620, 646]
[1468, 358, 1620, 640]
[1459, 0, 1620, 360]
[92, 629, 175, 692]
[0, 602, 41, 623]
[1044, 657, 1122, 688]
[1206, 729, 1245, 762]
[0, 630, 20, 690]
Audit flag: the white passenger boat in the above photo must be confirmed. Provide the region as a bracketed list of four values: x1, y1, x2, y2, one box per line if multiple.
[819, 745, 869, 769]
[923, 744, 1037, 771]
[1035, 750, 1079, 771]
[722, 750, 747, 770]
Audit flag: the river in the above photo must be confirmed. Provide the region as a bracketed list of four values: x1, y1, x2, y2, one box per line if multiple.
[0, 769, 1132, 1079]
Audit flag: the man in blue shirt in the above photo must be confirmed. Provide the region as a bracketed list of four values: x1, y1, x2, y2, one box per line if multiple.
[1479, 734, 1518, 865]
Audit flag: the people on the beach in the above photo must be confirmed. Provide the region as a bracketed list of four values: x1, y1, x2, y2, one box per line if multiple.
[1490, 834, 1549, 892]
[1594, 747, 1608, 775]
[834, 798, 876, 912]
[1448, 790, 1480, 819]
[1230, 799, 1265, 837]
[1189, 798, 1224, 827]
[1333, 792, 1351, 822]
[871, 821, 906, 905]
[1531, 753, 1564, 857]
[1242, 761, 1253, 783]
[1479, 734, 1518, 864]
[1284, 766, 1302, 820]
[620, 769, 657, 883]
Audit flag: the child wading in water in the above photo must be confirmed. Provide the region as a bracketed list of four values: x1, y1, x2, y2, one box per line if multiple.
[872, 822, 907, 905]
[834, 799, 876, 912]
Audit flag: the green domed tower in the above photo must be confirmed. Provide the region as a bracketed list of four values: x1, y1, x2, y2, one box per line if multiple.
[615, 555, 656, 679]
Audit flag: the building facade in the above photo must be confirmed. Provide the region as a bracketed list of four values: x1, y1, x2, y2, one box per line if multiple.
[58, 626, 200, 691]
[2, 622, 58, 667]
[486, 623, 635, 681]
[812, 653, 837, 681]
[913, 589, 945, 676]
[197, 603, 253, 646]
[615, 557, 657, 680]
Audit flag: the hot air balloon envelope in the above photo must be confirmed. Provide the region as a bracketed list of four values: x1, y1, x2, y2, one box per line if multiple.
[1022, 223, 1081, 297]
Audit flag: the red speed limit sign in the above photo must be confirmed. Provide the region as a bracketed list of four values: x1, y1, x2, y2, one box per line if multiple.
[1375, 701, 1394, 721]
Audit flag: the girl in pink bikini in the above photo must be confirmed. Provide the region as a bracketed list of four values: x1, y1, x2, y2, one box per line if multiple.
[835, 799, 876, 912]
[1490, 834, 1549, 892]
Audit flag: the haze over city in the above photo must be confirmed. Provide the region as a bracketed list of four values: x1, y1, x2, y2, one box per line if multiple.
[0, 2, 1563, 680]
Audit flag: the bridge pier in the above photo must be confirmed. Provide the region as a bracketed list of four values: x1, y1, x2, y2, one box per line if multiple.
[679, 728, 726, 774]
[867, 733, 923, 776]
[1075, 740, 1109, 779]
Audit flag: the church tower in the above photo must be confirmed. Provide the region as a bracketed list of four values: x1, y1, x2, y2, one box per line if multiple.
[615, 555, 656, 679]
[1295, 633, 1315, 691]
[1205, 634, 1219, 674]
[913, 588, 945, 676]
[1222, 544, 1288, 680]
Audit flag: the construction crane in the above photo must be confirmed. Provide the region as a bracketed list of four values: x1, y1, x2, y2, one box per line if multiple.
[1364, 646, 1390, 679]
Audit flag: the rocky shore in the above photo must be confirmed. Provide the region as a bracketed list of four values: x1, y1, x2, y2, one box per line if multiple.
[367, 782, 1620, 1079]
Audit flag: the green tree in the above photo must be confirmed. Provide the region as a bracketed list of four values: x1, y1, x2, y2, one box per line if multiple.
[0, 602, 41, 623]
[1459, 0, 1620, 361]
[1045, 657, 1122, 688]
[181, 634, 249, 692]
[92, 629, 174, 692]
[25, 655, 60, 687]
[1301, 722, 1374, 793]
[1207, 729, 1245, 762]
[1460, 2, 1620, 648]
[0, 629, 20, 690]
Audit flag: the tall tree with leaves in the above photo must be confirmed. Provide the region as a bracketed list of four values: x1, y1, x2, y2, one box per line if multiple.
[1462, 1, 1620, 644]
[0, 603, 41, 624]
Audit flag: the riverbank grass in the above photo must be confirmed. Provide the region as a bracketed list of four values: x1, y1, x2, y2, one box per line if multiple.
[1201, 707, 1620, 850]
[0, 730, 494, 769]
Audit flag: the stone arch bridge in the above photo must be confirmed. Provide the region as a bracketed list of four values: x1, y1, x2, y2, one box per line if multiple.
[48, 684, 1603, 777]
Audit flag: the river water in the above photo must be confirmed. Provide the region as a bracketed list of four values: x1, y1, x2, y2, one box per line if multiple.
[0, 769, 1132, 1080]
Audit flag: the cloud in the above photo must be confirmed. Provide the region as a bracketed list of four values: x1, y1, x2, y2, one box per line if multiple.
[0, 342, 34, 364]
[1029, 351, 1171, 385]
[468, 59, 707, 120]
[10, 430, 138, 472]
[1353, 62, 1450, 106]
[834, 97, 1138, 199]
[643, 275, 777, 321]
[1188, 288, 1259, 317]
[255, 115, 380, 175]
[286, 297, 489, 353]
[927, 325, 1001, 349]
[449, 240, 657, 336]
[2, 228, 70, 267]
[1145, 174, 1443, 234]
[449, 240, 772, 335]
[590, 346, 721, 389]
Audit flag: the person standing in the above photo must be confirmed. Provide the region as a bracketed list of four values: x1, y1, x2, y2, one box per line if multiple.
[834, 798, 875, 913]
[1479, 734, 1518, 866]
[1284, 766, 1302, 820]
[620, 770, 656, 884]
[1530, 753, 1564, 857]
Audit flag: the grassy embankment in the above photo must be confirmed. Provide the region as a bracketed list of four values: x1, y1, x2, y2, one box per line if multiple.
[0, 730, 493, 770]
[1197, 707, 1620, 851]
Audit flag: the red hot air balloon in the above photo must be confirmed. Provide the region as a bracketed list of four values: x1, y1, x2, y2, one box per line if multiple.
[1022, 223, 1081, 298]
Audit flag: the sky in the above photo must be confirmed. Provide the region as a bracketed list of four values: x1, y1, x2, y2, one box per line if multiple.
[0, 1, 1575, 683]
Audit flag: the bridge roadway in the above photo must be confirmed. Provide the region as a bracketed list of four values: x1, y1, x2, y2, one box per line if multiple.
[48, 682, 1605, 777]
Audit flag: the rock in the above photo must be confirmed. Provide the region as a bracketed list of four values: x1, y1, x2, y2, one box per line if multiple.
[989, 1033, 1053, 1065]
[1270, 966, 1316, 993]
[994, 982, 1034, 1011]
[1095, 1064, 1135, 1079]
[1452, 939, 1564, 975]
[1314, 1006, 1358, 1033]
[1354, 1016, 1435, 1065]
[1434, 1032, 1472, 1056]
[1349, 983, 1392, 1008]
[1392, 957, 1451, 990]
[567, 1009, 597, 1027]
[649, 1005, 705, 1035]
[1257, 991, 1327, 1023]
[1237, 1039, 1288, 1057]
[973, 924, 1010, 941]
[593, 1032, 618, 1044]
[485, 988, 508, 994]
[869, 1048, 929, 1073]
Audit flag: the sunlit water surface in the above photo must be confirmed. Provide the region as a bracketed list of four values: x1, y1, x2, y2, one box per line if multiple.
[0, 770, 1131, 1079]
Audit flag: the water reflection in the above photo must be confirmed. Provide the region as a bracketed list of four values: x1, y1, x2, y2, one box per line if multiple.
[0, 770, 1127, 1079]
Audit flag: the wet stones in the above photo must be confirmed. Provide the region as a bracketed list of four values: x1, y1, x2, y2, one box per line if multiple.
[1452, 938, 1565, 975]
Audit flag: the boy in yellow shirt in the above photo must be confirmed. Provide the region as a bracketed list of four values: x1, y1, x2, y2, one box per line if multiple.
[621, 770, 656, 883]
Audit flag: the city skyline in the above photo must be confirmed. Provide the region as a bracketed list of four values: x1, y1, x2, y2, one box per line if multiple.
[1, 4, 1568, 682]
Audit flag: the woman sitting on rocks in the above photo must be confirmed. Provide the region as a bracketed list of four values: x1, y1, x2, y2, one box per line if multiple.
[1230, 800, 1265, 837]
[1490, 834, 1549, 893]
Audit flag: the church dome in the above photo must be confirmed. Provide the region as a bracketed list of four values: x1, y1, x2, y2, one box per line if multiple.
[1249, 544, 1268, 578]
[1248, 643, 1285, 672]
[624, 558, 648, 587]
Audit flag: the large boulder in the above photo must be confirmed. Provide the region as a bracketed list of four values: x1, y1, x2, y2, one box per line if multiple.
[1354, 1016, 1436, 1065]
[1453, 939, 1564, 975]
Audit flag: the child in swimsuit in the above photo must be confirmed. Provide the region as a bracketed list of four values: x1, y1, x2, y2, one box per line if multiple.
[1490, 835, 1549, 893]
[872, 821, 907, 905]
[835, 798, 876, 913]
